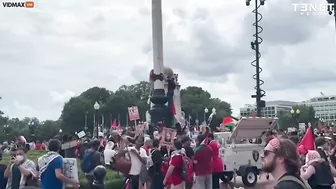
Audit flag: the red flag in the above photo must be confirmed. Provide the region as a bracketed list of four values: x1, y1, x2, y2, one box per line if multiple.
[111, 119, 117, 128]
[222, 117, 233, 125]
[298, 124, 315, 151]
[116, 124, 121, 130]
[171, 100, 176, 115]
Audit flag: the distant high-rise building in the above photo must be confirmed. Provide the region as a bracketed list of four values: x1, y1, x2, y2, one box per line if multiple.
[240, 100, 298, 117]
[301, 95, 336, 123]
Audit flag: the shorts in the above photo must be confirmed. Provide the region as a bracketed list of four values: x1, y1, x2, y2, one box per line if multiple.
[139, 165, 150, 183]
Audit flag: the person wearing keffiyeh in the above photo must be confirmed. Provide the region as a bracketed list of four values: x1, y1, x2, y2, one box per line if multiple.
[38, 139, 79, 189]
[4, 147, 36, 189]
[300, 150, 336, 189]
[193, 134, 213, 189]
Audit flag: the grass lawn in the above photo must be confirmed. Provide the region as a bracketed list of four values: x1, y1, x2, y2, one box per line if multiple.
[1, 150, 124, 189]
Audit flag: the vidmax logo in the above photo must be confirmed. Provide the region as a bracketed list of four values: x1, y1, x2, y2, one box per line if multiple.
[2, 1, 34, 8]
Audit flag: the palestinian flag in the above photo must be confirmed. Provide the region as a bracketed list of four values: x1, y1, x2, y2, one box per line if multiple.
[171, 99, 178, 126]
[223, 117, 235, 131]
[201, 134, 210, 145]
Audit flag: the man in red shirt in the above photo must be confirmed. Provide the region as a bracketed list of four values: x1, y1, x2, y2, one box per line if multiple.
[163, 139, 184, 189]
[208, 133, 224, 189]
[35, 141, 43, 151]
[194, 134, 213, 189]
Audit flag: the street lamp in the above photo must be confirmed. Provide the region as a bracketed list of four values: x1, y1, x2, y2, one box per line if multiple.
[290, 108, 300, 127]
[204, 108, 209, 124]
[3, 124, 9, 140]
[247, 0, 266, 117]
[28, 121, 35, 139]
[212, 107, 216, 114]
[290, 109, 300, 115]
[84, 111, 88, 131]
[93, 101, 100, 138]
[59, 129, 62, 133]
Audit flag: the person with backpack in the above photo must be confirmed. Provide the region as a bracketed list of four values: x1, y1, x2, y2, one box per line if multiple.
[193, 134, 213, 189]
[163, 139, 183, 189]
[181, 136, 194, 189]
[81, 140, 101, 189]
[208, 133, 226, 189]
[148, 139, 164, 189]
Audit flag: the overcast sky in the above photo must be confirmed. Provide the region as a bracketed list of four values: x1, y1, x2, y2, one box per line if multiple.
[0, 0, 335, 120]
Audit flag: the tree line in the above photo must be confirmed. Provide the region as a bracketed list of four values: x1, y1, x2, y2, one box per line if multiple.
[0, 81, 232, 141]
[0, 82, 320, 142]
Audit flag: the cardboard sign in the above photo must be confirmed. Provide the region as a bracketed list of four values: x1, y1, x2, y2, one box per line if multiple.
[61, 141, 78, 150]
[62, 158, 79, 188]
[76, 131, 86, 139]
[160, 127, 176, 148]
[128, 106, 140, 121]
[135, 124, 145, 136]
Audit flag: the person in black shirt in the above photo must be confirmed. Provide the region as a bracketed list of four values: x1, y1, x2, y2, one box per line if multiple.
[0, 151, 8, 189]
[148, 139, 163, 189]
[181, 136, 194, 159]
[315, 137, 328, 162]
[261, 138, 310, 189]
[300, 150, 336, 189]
[181, 136, 194, 189]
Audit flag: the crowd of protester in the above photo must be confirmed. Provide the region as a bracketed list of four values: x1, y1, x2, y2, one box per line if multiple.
[2, 124, 336, 189]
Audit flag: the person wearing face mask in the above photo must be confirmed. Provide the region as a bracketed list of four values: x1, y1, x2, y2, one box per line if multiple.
[4, 147, 37, 189]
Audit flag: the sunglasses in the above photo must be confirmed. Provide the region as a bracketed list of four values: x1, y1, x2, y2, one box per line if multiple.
[263, 150, 275, 156]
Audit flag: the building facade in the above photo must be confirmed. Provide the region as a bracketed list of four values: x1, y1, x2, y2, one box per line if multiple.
[239, 100, 298, 117]
[301, 95, 336, 123]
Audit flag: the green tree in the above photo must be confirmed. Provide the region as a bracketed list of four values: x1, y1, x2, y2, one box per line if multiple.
[277, 105, 315, 130]
[277, 111, 292, 130]
[59, 81, 232, 133]
[60, 82, 151, 133]
[35, 120, 61, 141]
[60, 96, 93, 133]
[180, 86, 232, 124]
[292, 104, 315, 125]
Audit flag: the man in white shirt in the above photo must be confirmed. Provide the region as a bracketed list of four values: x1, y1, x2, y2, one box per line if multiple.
[103, 141, 116, 166]
[127, 136, 147, 189]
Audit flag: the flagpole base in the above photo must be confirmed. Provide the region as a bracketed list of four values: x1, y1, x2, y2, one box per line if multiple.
[150, 88, 168, 129]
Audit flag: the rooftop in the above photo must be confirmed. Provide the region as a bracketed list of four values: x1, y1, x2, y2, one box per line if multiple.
[241, 100, 298, 108]
[302, 95, 336, 103]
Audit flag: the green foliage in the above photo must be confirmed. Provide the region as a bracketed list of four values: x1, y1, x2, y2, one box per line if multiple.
[1, 151, 124, 189]
[291, 104, 316, 124]
[0, 117, 61, 142]
[180, 86, 232, 123]
[277, 104, 316, 129]
[0, 81, 232, 139]
[60, 81, 232, 133]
